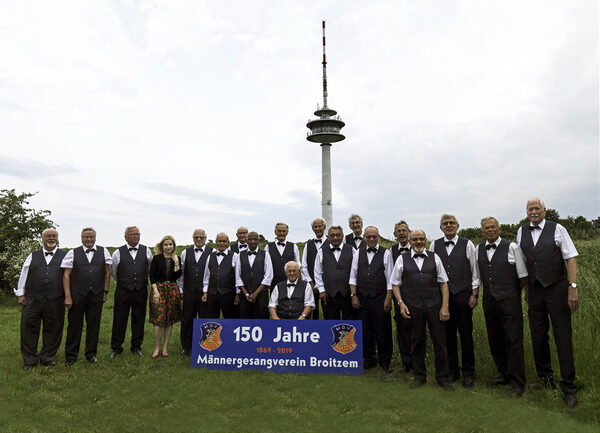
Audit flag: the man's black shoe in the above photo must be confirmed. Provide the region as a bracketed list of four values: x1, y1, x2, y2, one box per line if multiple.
[41, 361, 56, 367]
[382, 365, 393, 374]
[87, 356, 98, 364]
[451, 370, 461, 382]
[489, 375, 509, 387]
[410, 378, 426, 389]
[508, 386, 524, 398]
[529, 377, 557, 390]
[181, 348, 191, 356]
[439, 380, 455, 391]
[564, 393, 578, 409]
[398, 365, 413, 373]
[131, 348, 143, 356]
[65, 359, 76, 367]
[23, 365, 36, 371]
[462, 376, 474, 388]
[110, 351, 121, 359]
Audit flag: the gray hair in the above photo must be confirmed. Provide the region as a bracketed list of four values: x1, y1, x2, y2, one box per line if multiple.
[348, 214, 363, 223]
[42, 228, 58, 237]
[274, 222, 289, 230]
[480, 216, 499, 226]
[284, 261, 300, 272]
[526, 197, 546, 210]
[311, 218, 326, 227]
[409, 229, 427, 240]
[440, 214, 459, 226]
[215, 232, 229, 241]
[394, 220, 409, 231]
[81, 227, 96, 235]
[124, 226, 139, 236]
[328, 225, 344, 235]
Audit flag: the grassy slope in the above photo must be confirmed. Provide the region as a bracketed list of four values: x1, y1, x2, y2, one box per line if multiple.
[0, 241, 598, 432]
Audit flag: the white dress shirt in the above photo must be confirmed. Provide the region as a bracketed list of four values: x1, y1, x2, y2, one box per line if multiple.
[516, 219, 578, 259]
[202, 250, 240, 293]
[110, 243, 153, 280]
[429, 235, 480, 289]
[313, 244, 357, 293]
[178, 246, 211, 290]
[268, 280, 315, 308]
[300, 237, 325, 283]
[348, 246, 394, 291]
[15, 247, 58, 296]
[484, 237, 528, 278]
[61, 245, 112, 268]
[235, 249, 274, 288]
[391, 250, 449, 286]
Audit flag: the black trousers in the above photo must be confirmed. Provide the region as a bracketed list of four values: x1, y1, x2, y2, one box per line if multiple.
[180, 290, 207, 350]
[239, 290, 269, 319]
[528, 278, 576, 395]
[310, 287, 323, 320]
[65, 290, 104, 362]
[408, 302, 450, 382]
[110, 287, 147, 353]
[206, 292, 236, 319]
[446, 289, 475, 378]
[324, 293, 356, 320]
[393, 301, 413, 369]
[358, 293, 392, 367]
[483, 293, 525, 389]
[20, 296, 65, 366]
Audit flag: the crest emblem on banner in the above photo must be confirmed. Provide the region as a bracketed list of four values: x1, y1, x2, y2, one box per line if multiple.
[330, 324, 357, 354]
[199, 322, 223, 351]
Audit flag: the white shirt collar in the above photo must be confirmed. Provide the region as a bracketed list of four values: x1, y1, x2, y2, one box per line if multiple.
[530, 219, 546, 229]
[485, 237, 502, 246]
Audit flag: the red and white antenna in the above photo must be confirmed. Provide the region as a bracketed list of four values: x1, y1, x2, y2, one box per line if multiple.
[322, 20, 328, 108]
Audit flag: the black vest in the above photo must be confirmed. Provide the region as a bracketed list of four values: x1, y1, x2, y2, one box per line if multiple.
[267, 241, 295, 286]
[345, 233, 366, 250]
[433, 237, 472, 295]
[70, 246, 106, 295]
[477, 240, 520, 300]
[304, 239, 319, 281]
[24, 249, 67, 302]
[391, 243, 411, 263]
[239, 249, 266, 292]
[401, 252, 441, 308]
[208, 252, 236, 295]
[321, 244, 354, 297]
[229, 243, 248, 254]
[276, 280, 307, 319]
[519, 221, 567, 287]
[356, 246, 388, 298]
[116, 245, 149, 291]
[183, 245, 213, 293]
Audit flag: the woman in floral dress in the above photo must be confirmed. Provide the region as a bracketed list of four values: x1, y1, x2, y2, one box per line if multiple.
[149, 235, 182, 358]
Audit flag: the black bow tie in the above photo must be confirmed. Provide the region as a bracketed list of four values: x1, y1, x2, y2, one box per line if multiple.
[85, 249, 94, 254]
[331, 247, 341, 252]
[529, 225, 541, 231]
[287, 283, 296, 287]
[486, 244, 497, 250]
[367, 248, 377, 253]
[45, 251, 54, 256]
[239, 244, 248, 249]
[413, 253, 426, 259]
[354, 236, 362, 241]
[216, 252, 225, 257]
[248, 251, 257, 256]
[444, 240, 455, 247]
[314, 239, 322, 244]
[129, 247, 138, 251]
[277, 242, 286, 247]
[399, 247, 409, 253]
[194, 248, 203, 252]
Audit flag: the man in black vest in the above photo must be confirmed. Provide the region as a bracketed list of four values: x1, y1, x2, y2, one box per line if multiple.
[62, 227, 112, 366]
[229, 226, 249, 254]
[109, 226, 152, 358]
[266, 222, 300, 291]
[517, 198, 580, 408]
[390, 221, 413, 373]
[179, 228, 213, 355]
[269, 261, 315, 320]
[202, 233, 239, 319]
[301, 218, 328, 319]
[16, 228, 66, 369]
[430, 214, 480, 388]
[349, 226, 394, 372]
[478, 217, 528, 397]
[236, 231, 273, 319]
[314, 225, 356, 321]
[392, 229, 452, 390]
[345, 214, 366, 250]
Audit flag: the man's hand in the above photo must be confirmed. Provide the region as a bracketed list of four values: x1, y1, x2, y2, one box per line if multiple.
[568, 286, 579, 312]
[383, 297, 392, 313]
[468, 294, 478, 309]
[64, 295, 73, 308]
[524, 287, 529, 304]
[201, 293, 207, 303]
[18, 295, 26, 306]
[400, 302, 411, 319]
[351, 295, 360, 310]
[247, 292, 256, 303]
[103, 292, 108, 303]
[234, 294, 240, 306]
[319, 292, 327, 305]
[439, 305, 450, 321]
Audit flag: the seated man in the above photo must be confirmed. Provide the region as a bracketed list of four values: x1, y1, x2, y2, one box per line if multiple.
[268, 261, 315, 320]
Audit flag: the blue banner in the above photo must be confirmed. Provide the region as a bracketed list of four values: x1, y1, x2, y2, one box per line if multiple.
[191, 319, 363, 375]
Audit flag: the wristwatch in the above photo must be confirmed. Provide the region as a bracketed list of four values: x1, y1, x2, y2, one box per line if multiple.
[301, 313, 307, 318]
[570, 283, 577, 289]
[350, 293, 355, 297]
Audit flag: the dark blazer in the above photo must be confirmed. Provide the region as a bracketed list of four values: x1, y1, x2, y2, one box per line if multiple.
[149, 254, 182, 284]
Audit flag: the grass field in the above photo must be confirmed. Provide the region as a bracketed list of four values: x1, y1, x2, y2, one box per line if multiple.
[1, 240, 598, 432]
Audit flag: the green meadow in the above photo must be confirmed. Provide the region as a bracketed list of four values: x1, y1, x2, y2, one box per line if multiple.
[1, 240, 598, 432]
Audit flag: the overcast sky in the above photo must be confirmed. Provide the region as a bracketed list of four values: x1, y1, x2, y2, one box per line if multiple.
[1, 0, 598, 248]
